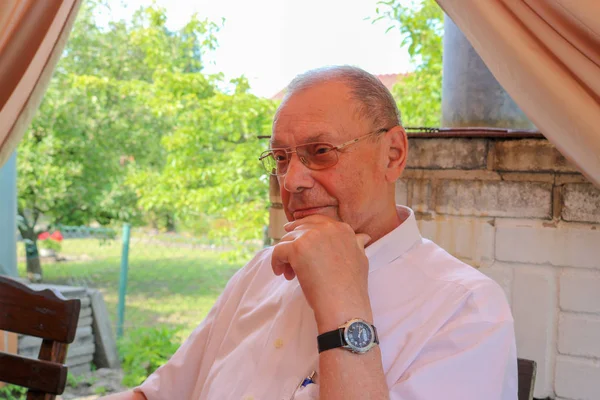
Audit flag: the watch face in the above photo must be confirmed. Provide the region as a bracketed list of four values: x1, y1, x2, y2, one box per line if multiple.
[345, 320, 373, 351]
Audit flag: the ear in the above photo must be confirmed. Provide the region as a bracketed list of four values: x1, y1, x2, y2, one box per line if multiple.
[384, 126, 408, 183]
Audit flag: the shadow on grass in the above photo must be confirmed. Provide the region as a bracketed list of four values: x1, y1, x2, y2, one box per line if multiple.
[18, 244, 243, 338]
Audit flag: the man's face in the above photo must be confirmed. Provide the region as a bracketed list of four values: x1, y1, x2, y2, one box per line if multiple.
[271, 80, 391, 234]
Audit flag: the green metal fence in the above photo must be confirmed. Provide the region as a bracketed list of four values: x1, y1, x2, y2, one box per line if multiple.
[16, 225, 251, 340]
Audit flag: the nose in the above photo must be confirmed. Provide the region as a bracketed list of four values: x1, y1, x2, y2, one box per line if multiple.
[281, 153, 314, 193]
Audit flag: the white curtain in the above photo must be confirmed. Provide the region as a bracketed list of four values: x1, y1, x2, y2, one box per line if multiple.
[0, 0, 81, 167]
[437, 0, 600, 187]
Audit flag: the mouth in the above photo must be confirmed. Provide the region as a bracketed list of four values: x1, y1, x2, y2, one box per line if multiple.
[291, 206, 334, 220]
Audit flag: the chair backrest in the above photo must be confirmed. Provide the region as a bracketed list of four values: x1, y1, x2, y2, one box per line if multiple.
[517, 358, 537, 400]
[0, 276, 81, 400]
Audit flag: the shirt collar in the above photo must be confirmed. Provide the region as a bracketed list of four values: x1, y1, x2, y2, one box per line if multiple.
[364, 205, 422, 273]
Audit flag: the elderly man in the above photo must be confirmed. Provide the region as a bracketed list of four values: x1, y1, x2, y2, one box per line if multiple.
[105, 66, 517, 400]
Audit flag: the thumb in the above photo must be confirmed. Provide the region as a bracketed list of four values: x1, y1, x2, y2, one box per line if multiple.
[355, 233, 372, 250]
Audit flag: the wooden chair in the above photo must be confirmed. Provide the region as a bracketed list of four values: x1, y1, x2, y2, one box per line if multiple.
[0, 276, 81, 400]
[517, 358, 537, 400]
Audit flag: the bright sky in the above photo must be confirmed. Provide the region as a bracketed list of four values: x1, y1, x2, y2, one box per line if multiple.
[107, 0, 412, 98]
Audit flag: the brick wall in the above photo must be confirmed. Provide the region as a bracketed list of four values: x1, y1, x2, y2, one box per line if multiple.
[267, 137, 600, 399]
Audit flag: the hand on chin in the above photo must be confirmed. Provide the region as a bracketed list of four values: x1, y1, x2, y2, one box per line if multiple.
[271, 213, 373, 330]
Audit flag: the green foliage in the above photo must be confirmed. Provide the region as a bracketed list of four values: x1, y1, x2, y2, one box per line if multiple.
[118, 326, 181, 387]
[0, 384, 26, 400]
[66, 371, 88, 388]
[38, 238, 62, 252]
[94, 385, 108, 395]
[18, 0, 276, 274]
[375, 0, 443, 127]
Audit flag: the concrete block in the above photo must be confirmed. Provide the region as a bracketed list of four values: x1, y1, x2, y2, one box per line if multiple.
[66, 354, 94, 368]
[492, 139, 578, 172]
[89, 289, 120, 369]
[79, 296, 91, 308]
[74, 326, 93, 340]
[395, 179, 408, 205]
[268, 206, 288, 240]
[555, 355, 600, 400]
[402, 169, 500, 181]
[27, 283, 88, 299]
[68, 363, 91, 376]
[560, 269, 600, 313]
[436, 180, 552, 218]
[496, 219, 600, 269]
[477, 263, 513, 306]
[416, 215, 495, 266]
[18, 335, 42, 352]
[559, 313, 600, 358]
[562, 183, 600, 224]
[411, 180, 431, 212]
[555, 173, 589, 185]
[406, 138, 487, 169]
[499, 172, 555, 183]
[67, 342, 96, 359]
[78, 306, 92, 319]
[512, 265, 557, 398]
[78, 316, 93, 328]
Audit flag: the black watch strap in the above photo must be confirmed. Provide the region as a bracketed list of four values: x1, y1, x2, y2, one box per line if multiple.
[317, 328, 345, 353]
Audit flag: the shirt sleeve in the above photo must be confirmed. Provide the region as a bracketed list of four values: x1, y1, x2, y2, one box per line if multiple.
[134, 260, 249, 400]
[390, 283, 518, 400]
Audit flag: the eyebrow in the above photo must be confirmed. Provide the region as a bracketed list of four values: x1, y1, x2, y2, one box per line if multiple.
[270, 131, 334, 148]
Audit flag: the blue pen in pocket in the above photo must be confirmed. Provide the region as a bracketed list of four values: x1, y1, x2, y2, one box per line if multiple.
[290, 371, 316, 399]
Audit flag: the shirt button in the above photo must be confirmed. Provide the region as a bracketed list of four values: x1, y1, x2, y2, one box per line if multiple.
[274, 338, 284, 349]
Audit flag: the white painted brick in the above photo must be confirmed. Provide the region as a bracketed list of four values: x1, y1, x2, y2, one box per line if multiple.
[559, 313, 600, 358]
[478, 263, 513, 306]
[395, 179, 408, 206]
[560, 269, 600, 313]
[416, 215, 495, 266]
[555, 355, 600, 400]
[436, 180, 552, 218]
[512, 265, 557, 398]
[496, 219, 600, 269]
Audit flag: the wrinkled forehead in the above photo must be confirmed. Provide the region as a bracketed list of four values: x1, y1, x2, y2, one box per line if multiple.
[271, 84, 363, 148]
[271, 112, 341, 148]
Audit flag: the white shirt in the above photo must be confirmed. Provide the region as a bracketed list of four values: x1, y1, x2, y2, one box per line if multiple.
[136, 206, 517, 399]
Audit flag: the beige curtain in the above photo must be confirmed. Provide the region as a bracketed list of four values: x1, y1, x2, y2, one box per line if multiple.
[0, 0, 81, 168]
[437, 0, 600, 187]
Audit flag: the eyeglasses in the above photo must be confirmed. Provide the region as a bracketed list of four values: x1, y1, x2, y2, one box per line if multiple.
[259, 128, 388, 176]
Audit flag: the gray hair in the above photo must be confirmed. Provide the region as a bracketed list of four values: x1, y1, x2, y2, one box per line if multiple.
[279, 65, 402, 129]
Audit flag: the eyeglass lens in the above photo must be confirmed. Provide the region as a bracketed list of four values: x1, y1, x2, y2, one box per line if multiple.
[262, 143, 338, 175]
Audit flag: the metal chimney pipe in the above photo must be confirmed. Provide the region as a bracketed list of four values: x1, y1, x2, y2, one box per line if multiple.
[441, 16, 535, 129]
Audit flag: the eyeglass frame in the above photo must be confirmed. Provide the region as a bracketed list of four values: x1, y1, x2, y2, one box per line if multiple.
[259, 128, 389, 176]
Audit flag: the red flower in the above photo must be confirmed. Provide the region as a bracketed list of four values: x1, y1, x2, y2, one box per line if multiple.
[38, 232, 50, 240]
[50, 231, 63, 242]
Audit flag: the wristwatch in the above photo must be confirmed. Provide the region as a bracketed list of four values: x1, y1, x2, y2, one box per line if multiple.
[317, 318, 379, 354]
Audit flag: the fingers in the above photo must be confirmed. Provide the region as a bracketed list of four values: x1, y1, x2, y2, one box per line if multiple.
[284, 214, 333, 232]
[355, 233, 372, 250]
[271, 240, 293, 277]
[283, 265, 296, 280]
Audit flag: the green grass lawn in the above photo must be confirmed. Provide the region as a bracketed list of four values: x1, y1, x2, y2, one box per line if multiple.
[17, 238, 243, 341]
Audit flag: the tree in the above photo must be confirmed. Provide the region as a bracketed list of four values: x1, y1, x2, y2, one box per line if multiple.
[128, 75, 276, 259]
[375, 0, 443, 127]
[18, 1, 274, 279]
[18, 2, 214, 279]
